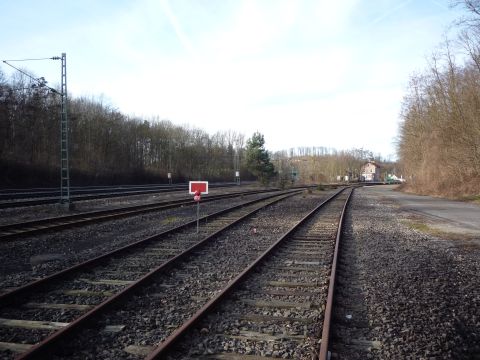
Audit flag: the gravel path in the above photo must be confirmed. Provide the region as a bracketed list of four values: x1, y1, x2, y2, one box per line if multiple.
[333, 186, 480, 359]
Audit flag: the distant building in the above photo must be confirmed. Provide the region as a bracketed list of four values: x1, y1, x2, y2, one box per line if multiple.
[361, 161, 381, 182]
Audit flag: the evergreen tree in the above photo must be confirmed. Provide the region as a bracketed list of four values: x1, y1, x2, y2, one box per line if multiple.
[245, 132, 276, 185]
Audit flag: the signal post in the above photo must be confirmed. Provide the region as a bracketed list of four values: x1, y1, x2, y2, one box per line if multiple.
[189, 181, 209, 234]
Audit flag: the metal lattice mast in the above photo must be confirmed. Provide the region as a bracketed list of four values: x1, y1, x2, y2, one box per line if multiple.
[2, 54, 72, 208]
[60, 53, 70, 205]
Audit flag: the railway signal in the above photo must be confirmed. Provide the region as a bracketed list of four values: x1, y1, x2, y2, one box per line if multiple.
[189, 181, 208, 195]
[193, 190, 201, 202]
[189, 181, 208, 233]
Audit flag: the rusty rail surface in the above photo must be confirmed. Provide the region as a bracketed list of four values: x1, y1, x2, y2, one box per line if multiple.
[0, 189, 278, 240]
[0, 189, 301, 307]
[318, 187, 354, 359]
[0, 182, 242, 209]
[145, 187, 351, 359]
[11, 190, 303, 359]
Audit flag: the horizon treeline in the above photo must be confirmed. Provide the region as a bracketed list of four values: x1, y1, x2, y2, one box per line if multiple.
[0, 68, 389, 187]
[272, 147, 395, 184]
[398, 1, 480, 197]
[0, 70, 247, 186]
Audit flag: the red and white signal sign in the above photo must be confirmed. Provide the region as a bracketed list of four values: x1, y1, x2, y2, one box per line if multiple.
[189, 181, 209, 195]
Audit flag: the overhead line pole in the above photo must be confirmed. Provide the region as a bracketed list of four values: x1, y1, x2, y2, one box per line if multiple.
[2, 53, 72, 209]
[59, 53, 71, 207]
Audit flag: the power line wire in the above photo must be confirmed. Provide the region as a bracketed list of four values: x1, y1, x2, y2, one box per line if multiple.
[2, 60, 60, 95]
[2, 57, 58, 62]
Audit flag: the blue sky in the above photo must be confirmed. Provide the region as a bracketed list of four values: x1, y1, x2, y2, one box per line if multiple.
[0, 0, 466, 159]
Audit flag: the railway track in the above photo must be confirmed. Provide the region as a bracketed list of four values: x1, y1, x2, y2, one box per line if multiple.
[0, 189, 308, 359]
[328, 211, 378, 359]
[0, 183, 240, 209]
[0, 184, 186, 201]
[153, 187, 352, 360]
[0, 186, 351, 359]
[0, 189, 278, 241]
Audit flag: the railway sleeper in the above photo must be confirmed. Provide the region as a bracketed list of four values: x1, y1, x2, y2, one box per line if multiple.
[22, 303, 93, 311]
[0, 342, 33, 354]
[239, 299, 316, 310]
[0, 318, 68, 331]
[224, 330, 307, 342]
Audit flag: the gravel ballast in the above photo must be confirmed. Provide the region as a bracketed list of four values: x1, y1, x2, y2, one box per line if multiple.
[2, 185, 477, 359]
[334, 186, 479, 360]
[0, 190, 288, 290]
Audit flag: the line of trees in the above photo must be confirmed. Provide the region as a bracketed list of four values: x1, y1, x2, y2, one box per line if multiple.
[0, 70, 247, 186]
[271, 147, 395, 185]
[398, 1, 480, 197]
[0, 67, 394, 188]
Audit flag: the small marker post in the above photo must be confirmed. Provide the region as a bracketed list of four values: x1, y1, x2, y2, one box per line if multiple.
[194, 190, 201, 233]
[189, 181, 208, 235]
[197, 202, 200, 233]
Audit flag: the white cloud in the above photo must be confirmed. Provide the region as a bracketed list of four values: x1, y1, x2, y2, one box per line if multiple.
[0, 0, 465, 158]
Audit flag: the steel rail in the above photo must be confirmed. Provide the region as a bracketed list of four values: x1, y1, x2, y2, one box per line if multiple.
[0, 189, 301, 308]
[0, 185, 187, 200]
[318, 187, 354, 360]
[14, 190, 304, 359]
[145, 187, 350, 359]
[0, 183, 186, 193]
[0, 183, 244, 209]
[0, 188, 186, 208]
[0, 189, 278, 241]
[0, 182, 242, 195]
[0, 184, 175, 193]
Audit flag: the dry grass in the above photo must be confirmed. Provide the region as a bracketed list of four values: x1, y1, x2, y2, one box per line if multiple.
[460, 194, 480, 205]
[402, 219, 480, 247]
[400, 181, 480, 202]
